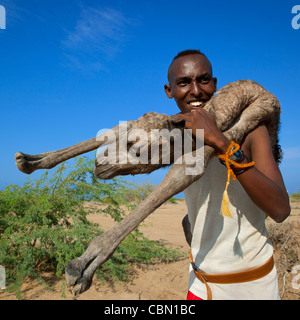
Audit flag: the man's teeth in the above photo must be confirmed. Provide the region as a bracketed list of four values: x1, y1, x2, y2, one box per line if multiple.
[190, 101, 204, 107]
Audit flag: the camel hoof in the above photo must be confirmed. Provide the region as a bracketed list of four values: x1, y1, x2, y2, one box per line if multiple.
[14, 152, 40, 174]
[65, 257, 94, 295]
[15, 152, 30, 174]
[65, 232, 116, 295]
[65, 259, 94, 295]
[72, 277, 93, 296]
[65, 258, 85, 288]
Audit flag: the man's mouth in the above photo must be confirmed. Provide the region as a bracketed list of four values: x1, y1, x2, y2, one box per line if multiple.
[188, 101, 206, 108]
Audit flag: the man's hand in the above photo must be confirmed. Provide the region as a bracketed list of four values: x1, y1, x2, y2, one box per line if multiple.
[172, 109, 230, 154]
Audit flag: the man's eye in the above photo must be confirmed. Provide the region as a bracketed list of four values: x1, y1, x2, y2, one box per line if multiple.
[199, 78, 210, 84]
[177, 80, 189, 86]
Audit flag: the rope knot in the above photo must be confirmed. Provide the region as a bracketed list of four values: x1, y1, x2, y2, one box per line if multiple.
[218, 141, 255, 217]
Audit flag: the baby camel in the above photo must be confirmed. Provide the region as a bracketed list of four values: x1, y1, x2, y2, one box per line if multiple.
[15, 80, 281, 295]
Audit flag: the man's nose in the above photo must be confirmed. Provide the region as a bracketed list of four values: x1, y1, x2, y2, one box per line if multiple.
[190, 81, 202, 97]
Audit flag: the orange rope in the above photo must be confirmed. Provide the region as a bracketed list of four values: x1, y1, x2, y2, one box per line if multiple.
[218, 141, 255, 217]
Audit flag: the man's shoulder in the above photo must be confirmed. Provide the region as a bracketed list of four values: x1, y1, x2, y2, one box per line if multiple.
[240, 123, 271, 160]
[248, 123, 270, 145]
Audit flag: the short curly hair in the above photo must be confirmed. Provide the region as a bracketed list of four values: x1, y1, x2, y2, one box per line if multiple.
[172, 49, 205, 61]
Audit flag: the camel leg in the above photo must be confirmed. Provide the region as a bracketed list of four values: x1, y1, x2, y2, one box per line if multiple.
[65, 147, 212, 295]
[14, 123, 134, 174]
[14, 140, 99, 174]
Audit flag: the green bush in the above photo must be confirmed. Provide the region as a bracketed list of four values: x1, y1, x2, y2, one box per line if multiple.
[290, 190, 300, 202]
[119, 181, 179, 205]
[0, 156, 184, 299]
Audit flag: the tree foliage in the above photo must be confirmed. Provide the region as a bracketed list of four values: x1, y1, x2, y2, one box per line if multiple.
[0, 156, 183, 299]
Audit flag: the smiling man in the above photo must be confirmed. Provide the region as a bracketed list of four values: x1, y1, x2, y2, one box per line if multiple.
[165, 50, 216, 113]
[164, 49, 290, 300]
[165, 50, 229, 154]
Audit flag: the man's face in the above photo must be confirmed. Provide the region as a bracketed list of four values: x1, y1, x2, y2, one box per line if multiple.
[164, 54, 217, 114]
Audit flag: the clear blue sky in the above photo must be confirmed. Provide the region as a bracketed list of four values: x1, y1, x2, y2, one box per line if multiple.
[1, 0, 300, 196]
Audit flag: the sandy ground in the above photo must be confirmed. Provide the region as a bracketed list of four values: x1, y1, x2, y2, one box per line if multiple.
[0, 199, 299, 300]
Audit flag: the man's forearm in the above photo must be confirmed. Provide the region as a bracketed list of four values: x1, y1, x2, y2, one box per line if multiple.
[236, 166, 290, 223]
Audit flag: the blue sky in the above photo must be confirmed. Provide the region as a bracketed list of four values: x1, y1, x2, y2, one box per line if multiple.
[0, 0, 300, 197]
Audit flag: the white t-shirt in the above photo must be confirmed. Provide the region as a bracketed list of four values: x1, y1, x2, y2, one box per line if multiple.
[184, 157, 280, 300]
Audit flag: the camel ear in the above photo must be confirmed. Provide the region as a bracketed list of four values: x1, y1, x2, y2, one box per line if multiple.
[168, 116, 186, 129]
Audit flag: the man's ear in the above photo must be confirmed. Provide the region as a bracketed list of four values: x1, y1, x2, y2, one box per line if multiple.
[164, 84, 174, 99]
[213, 77, 217, 93]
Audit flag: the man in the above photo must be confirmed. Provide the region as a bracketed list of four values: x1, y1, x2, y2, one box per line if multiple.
[164, 49, 290, 300]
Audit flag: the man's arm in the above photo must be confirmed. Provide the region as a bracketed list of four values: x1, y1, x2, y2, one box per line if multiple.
[232, 124, 290, 223]
[182, 214, 192, 246]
